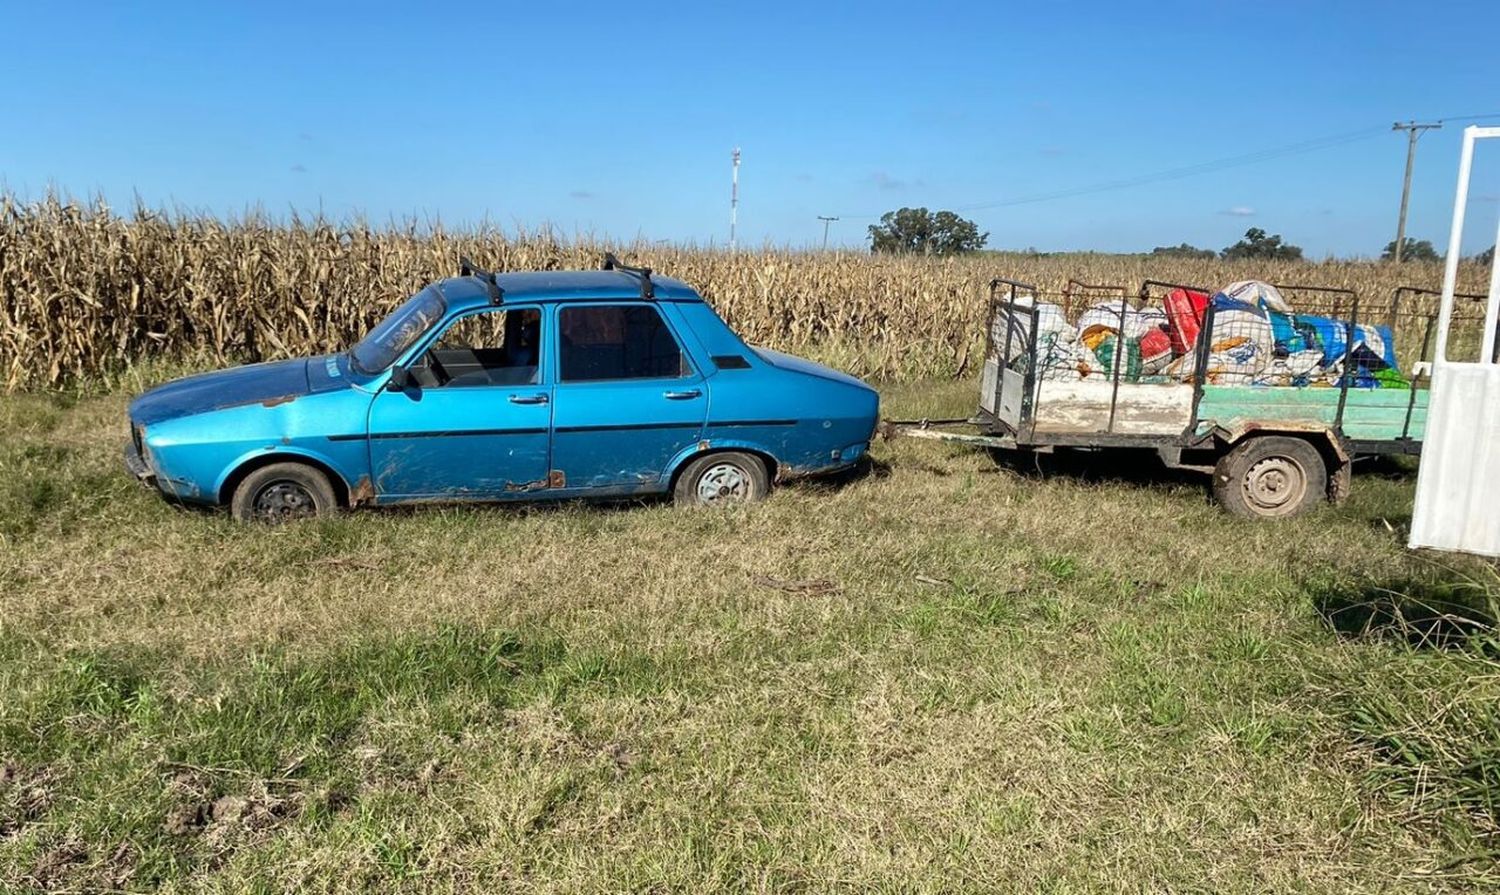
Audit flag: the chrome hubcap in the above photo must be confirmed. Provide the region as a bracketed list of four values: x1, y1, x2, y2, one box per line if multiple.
[253, 480, 317, 522]
[696, 463, 750, 504]
[1243, 457, 1306, 515]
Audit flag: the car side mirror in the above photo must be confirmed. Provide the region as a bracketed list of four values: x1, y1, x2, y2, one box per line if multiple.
[385, 368, 411, 392]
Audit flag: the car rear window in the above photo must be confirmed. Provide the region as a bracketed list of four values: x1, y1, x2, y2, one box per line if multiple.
[559, 305, 690, 381]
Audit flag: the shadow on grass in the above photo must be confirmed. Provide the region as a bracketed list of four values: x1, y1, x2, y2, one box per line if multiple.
[1314, 563, 1500, 863]
[1313, 564, 1499, 650]
[781, 454, 891, 493]
[987, 447, 1207, 489]
[1351, 454, 1420, 481]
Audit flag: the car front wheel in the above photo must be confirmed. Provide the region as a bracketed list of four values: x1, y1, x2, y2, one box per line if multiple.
[673, 451, 770, 507]
[231, 462, 339, 524]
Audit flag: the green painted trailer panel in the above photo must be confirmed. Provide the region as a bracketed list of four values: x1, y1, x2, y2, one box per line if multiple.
[1196, 385, 1428, 442]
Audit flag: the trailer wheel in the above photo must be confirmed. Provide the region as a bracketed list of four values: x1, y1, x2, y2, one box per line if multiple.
[1213, 436, 1326, 520]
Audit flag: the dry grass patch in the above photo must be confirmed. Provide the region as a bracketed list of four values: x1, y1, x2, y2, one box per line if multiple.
[0, 379, 1496, 892]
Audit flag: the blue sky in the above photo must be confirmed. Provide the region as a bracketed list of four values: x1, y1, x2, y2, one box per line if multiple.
[2, 0, 1498, 256]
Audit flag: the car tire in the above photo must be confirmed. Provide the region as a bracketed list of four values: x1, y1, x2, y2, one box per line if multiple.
[673, 451, 770, 507]
[231, 462, 340, 524]
[1213, 436, 1326, 520]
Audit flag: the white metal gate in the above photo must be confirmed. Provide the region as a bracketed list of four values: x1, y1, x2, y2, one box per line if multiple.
[1409, 125, 1500, 557]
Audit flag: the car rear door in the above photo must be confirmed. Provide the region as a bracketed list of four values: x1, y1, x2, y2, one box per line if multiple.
[549, 302, 707, 493]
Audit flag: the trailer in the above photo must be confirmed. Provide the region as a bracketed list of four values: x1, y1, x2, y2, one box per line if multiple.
[885, 276, 1491, 519]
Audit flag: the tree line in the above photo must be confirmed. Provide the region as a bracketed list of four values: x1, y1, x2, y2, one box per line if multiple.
[866, 207, 1494, 263]
[1151, 230, 1494, 264]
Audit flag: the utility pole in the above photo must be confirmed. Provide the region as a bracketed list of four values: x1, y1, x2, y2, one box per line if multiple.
[817, 215, 839, 251]
[1392, 120, 1442, 262]
[729, 148, 740, 251]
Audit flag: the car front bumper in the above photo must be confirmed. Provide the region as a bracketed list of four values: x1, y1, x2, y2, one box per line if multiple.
[123, 439, 156, 489]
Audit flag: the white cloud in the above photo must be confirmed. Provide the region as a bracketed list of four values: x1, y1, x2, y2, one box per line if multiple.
[1219, 206, 1256, 217]
[869, 171, 924, 191]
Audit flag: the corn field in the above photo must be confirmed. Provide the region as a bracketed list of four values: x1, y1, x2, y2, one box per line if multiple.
[0, 193, 1491, 390]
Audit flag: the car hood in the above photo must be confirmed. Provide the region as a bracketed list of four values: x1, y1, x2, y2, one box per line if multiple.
[129, 354, 352, 426]
[752, 347, 873, 391]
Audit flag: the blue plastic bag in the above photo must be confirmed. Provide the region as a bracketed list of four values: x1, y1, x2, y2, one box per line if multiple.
[1300, 316, 1348, 366]
[1267, 311, 1306, 353]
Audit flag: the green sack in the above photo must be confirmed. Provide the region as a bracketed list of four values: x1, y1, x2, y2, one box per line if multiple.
[1093, 334, 1142, 382]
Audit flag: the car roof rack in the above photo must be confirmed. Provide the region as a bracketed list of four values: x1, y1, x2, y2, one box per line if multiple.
[459, 256, 504, 304]
[601, 252, 655, 300]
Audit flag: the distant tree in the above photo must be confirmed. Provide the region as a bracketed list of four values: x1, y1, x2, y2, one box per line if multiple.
[1381, 238, 1441, 262]
[868, 207, 988, 255]
[1150, 242, 1216, 260]
[1478, 245, 1495, 266]
[1221, 227, 1303, 261]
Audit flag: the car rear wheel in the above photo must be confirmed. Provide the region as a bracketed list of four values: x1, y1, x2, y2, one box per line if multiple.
[1213, 436, 1326, 520]
[231, 462, 339, 524]
[673, 451, 769, 507]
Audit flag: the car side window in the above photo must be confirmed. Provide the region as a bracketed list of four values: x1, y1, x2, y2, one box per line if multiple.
[559, 305, 691, 382]
[417, 307, 542, 387]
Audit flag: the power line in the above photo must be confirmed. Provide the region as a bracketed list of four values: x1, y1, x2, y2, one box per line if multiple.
[1431, 112, 1500, 124]
[836, 126, 1387, 220]
[962, 128, 1386, 211]
[834, 114, 1500, 221]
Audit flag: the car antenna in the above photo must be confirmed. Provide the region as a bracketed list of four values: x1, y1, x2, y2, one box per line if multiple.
[601, 252, 655, 300]
[458, 256, 504, 305]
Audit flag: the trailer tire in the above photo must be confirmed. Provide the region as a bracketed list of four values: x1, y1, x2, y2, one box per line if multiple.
[1213, 436, 1326, 520]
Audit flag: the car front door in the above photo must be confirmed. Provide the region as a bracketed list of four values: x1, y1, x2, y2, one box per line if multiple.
[366, 305, 553, 499]
[550, 302, 707, 493]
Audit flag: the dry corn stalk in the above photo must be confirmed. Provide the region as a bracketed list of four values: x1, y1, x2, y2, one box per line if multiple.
[0, 193, 1488, 390]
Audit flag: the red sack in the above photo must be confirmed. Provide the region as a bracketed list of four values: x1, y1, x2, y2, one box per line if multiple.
[1138, 327, 1172, 371]
[1165, 288, 1210, 355]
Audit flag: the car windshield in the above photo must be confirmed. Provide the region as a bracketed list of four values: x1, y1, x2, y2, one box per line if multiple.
[349, 287, 447, 374]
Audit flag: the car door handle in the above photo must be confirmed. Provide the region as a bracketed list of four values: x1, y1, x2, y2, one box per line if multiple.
[508, 393, 549, 405]
[663, 389, 702, 400]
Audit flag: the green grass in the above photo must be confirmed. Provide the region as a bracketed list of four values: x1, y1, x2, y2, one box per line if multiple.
[0, 377, 1497, 892]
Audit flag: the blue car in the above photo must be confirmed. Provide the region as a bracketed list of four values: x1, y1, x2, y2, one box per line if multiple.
[125, 257, 879, 522]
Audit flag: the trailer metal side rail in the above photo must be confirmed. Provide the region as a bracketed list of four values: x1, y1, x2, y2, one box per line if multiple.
[1131, 280, 1215, 444]
[986, 278, 1042, 438]
[1062, 278, 1128, 318]
[1073, 273, 1138, 435]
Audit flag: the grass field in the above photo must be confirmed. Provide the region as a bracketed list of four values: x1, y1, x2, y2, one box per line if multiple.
[2, 375, 1498, 893]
